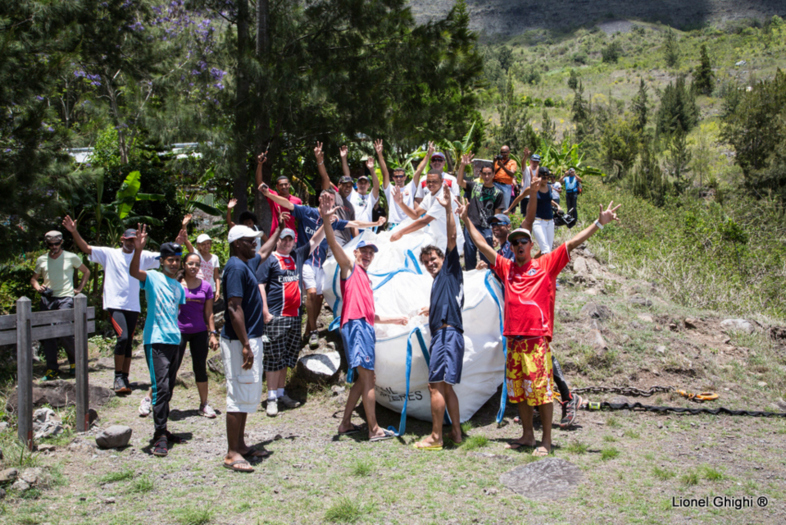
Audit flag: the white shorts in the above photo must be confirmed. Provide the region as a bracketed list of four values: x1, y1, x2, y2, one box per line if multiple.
[302, 264, 325, 295]
[220, 336, 263, 413]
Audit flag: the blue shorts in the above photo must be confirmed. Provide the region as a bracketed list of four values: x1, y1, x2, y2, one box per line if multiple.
[341, 319, 376, 372]
[428, 327, 465, 384]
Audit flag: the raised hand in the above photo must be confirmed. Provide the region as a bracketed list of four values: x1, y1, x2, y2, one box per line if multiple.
[339, 145, 348, 159]
[475, 260, 489, 270]
[279, 210, 291, 225]
[257, 182, 270, 196]
[227, 198, 238, 210]
[134, 224, 148, 251]
[523, 147, 531, 159]
[319, 192, 339, 219]
[314, 142, 324, 163]
[374, 139, 384, 155]
[598, 201, 622, 226]
[365, 156, 375, 171]
[528, 174, 542, 194]
[376, 216, 387, 227]
[62, 215, 76, 233]
[182, 214, 192, 227]
[455, 201, 466, 218]
[461, 152, 474, 166]
[256, 152, 267, 165]
[391, 185, 403, 204]
[426, 141, 435, 157]
[175, 229, 187, 245]
[458, 202, 470, 223]
[437, 184, 451, 209]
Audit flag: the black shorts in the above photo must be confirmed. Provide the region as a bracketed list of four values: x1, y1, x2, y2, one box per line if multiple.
[263, 316, 301, 372]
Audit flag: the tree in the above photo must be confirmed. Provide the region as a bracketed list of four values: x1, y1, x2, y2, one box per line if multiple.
[693, 44, 714, 96]
[632, 134, 669, 206]
[656, 76, 699, 136]
[664, 127, 692, 193]
[498, 46, 513, 72]
[631, 79, 649, 131]
[601, 41, 622, 64]
[571, 81, 589, 124]
[600, 116, 640, 179]
[663, 28, 680, 68]
[540, 110, 557, 145]
[567, 68, 579, 90]
[493, 74, 530, 151]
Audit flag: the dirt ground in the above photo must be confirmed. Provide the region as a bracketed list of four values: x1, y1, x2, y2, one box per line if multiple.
[2, 248, 786, 525]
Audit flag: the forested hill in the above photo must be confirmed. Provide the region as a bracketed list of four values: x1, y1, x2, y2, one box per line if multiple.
[410, 0, 786, 36]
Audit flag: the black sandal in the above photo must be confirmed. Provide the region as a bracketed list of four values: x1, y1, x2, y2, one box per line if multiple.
[165, 431, 183, 444]
[152, 435, 168, 457]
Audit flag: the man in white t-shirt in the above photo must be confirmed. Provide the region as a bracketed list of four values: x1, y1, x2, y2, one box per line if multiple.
[63, 216, 160, 395]
[414, 151, 460, 205]
[382, 141, 431, 230]
[339, 142, 380, 225]
[390, 170, 465, 255]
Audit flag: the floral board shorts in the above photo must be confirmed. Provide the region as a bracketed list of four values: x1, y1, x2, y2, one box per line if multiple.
[506, 336, 554, 406]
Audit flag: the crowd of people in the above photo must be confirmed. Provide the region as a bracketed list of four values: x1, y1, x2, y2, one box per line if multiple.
[31, 141, 618, 472]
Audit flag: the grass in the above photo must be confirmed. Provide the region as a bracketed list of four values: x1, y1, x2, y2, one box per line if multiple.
[324, 497, 362, 524]
[681, 470, 700, 486]
[653, 466, 675, 480]
[350, 459, 373, 477]
[98, 468, 135, 485]
[600, 447, 620, 460]
[130, 476, 154, 493]
[175, 506, 213, 525]
[461, 435, 489, 451]
[702, 465, 724, 481]
[565, 440, 588, 454]
[606, 416, 621, 428]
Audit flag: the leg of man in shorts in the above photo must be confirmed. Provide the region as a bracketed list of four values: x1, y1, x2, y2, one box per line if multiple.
[263, 316, 302, 416]
[505, 336, 554, 456]
[414, 327, 464, 450]
[222, 336, 264, 469]
[303, 264, 324, 349]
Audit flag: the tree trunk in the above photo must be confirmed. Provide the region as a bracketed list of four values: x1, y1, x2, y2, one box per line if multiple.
[232, 0, 252, 221]
[254, 0, 273, 234]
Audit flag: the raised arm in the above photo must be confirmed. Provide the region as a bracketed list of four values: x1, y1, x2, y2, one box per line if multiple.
[315, 142, 333, 192]
[391, 185, 425, 220]
[378, 140, 391, 189]
[62, 215, 92, 255]
[258, 183, 295, 211]
[437, 185, 457, 252]
[520, 174, 541, 233]
[371, 140, 384, 199]
[226, 199, 237, 229]
[412, 141, 434, 188]
[319, 193, 352, 275]
[346, 216, 387, 230]
[129, 223, 149, 283]
[566, 201, 621, 253]
[456, 152, 474, 189]
[460, 206, 497, 263]
[389, 215, 433, 241]
[258, 210, 289, 260]
[339, 145, 350, 180]
[254, 151, 267, 189]
[181, 214, 195, 253]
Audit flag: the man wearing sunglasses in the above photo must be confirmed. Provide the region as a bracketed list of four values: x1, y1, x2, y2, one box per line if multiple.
[31, 231, 91, 380]
[414, 150, 459, 205]
[382, 142, 433, 230]
[462, 192, 621, 457]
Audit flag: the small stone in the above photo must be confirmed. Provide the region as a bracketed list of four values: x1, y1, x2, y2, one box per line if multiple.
[628, 295, 653, 307]
[331, 385, 346, 396]
[657, 422, 663, 429]
[103, 497, 116, 504]
[720, 319, 754, 334]
[0, 422, 9, 432]
[37, 444, 56, 453]
[460, 485, 467, 489]
[297, 351, 341, 383]
[758, 381, 767, 387]
[80, 497, 86, 501]
[273, 488, 280, 494]
[20, 468, 43, 485]
[655, 345, 666, 355]
[0, 488, 5, 499]
[0, 468, 18, 484]
[12, 479, 30, 492]
[484, 487, 498, 495]
[610, 396, 629, 406]
[95, 425, 133, 449]
[274, 434, 283, 441]
[684, 318, 699, 329]
[586, 329, 607, 350]
[637, 314, 654, 323]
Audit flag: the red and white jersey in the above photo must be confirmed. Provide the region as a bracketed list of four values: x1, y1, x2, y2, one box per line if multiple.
[257, 252, 301, 317]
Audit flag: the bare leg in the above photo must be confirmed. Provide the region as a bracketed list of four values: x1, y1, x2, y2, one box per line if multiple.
[225, 412, 252, 467]
[265, 369, 286, 395]
[537, 402, 554, 452]
[305, 290, 323, 334]
[507, 403, 536, 448]
[357, 367, 383, 438]
[122, 355, 132, 375]
[416, 383, 446, 447]
[338, 378, 363, 434]
[196, 382, 208, 405]
[444, 384, 462, 444]
[114, 355, 125, 375]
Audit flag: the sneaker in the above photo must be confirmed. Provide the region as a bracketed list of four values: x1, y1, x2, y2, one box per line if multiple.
[67, 364, 76, 377]
[152, 435, 168, 457]
[114, 375, 131, 394]
[266, 398, 278, 417]
[41, 369, 60, 381]
[123, 375, 132, 391]
[278, 394, 301, 409]
[199, 403, 217, 419]
[559, 394, 582, 429]
[139, 396, 152, 417]
[308, 331, 319, 349]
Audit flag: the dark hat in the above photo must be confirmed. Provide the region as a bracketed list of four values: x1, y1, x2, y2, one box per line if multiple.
[338, 175, 353, 184]
[357, 175, 370, 182]
[121, 229, 137, 239]
[538, 166, 551, 176]
[489, 214, 511, 225]
[530, 154, 541, 163]
[157, 242, 183, 259]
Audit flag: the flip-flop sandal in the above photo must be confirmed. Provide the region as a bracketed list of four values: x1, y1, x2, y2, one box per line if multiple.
[505, 441, 535, 450]
[243, 448, 271, 459]
[338, 424, 362, 436]
[223, 460, 254, 473]
[413, 442, 443, 451]
[532, 447, 550, 457]
[369, 429, 395, 442]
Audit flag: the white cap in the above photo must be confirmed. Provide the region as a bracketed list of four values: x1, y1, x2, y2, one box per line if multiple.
[196, 233, 212, 244]
[228, 225, 264, 244]
[280, 228, 296, 239]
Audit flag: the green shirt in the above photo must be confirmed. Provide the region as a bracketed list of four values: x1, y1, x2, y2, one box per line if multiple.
[35, 251, 83, 298]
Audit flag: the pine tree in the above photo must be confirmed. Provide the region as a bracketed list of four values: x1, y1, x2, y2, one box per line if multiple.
[572, 81, 589, 124]
[540, 110, 557, 145]
[665, 127, 692, 193]
[693, 44, 714, 96]
[632, 134, 669, 206]
[663, 28, 680, 68]
[567, 69, 579, 90]
[631, 79, 649, 131]
[656, 76, 699, 136]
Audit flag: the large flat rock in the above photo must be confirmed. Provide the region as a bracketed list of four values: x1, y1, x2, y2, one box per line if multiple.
[500, 458, 584, 500]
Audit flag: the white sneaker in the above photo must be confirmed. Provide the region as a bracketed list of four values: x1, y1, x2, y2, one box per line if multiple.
[138, 396, 152, 417]
[199, 403, 217, 419]
[266, 398, 278, 417]
[278, 394, 301, 409]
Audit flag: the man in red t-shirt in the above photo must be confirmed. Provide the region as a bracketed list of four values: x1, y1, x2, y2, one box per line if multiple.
[255, 153, 302, 236]
[462, 199, 621, 457]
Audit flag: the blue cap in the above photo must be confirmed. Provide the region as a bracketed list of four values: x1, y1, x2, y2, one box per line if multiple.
[157, 242, 183, 259]
[355, 240, 378, 253]
[530, 154, 541, 162]
[489, 214, 511, 225]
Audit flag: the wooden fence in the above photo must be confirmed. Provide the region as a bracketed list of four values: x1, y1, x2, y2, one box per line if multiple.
[0, 295, 95, 449]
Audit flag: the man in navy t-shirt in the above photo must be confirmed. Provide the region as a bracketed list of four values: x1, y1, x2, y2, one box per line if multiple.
[414, 186, 466, 451]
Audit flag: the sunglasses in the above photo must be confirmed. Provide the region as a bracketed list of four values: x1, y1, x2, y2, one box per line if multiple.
[430, 158, 445, 163]
[392, 174, 406, 178]
[510, 238, 531, 247]
[46, 241, 62, 247]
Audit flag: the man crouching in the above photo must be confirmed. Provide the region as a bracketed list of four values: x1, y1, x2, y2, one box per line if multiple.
[414, 186, 466, 450]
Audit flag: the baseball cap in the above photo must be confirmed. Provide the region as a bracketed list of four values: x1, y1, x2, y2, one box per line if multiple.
[355, 240, 378, 253]
[431, 152, 446, 161]
[357, 175, 370, 182]
[538, 166, 550, 177]
[121, 229, 137, 239]
[338, 175, 353, 184]
[196, 233, 211, 244]
[508, 228, 533, 243]
[530, 154, 541, 163]
[280, 228, 296, 239]
[228, 225, 264, 244]
[489, 214, 511, 225]
[44, 231, 63, 242]
[567, 167, 576, 174]
[157, 242, 183, 259]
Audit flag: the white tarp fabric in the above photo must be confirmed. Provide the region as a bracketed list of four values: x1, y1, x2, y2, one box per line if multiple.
[322, 224, 507, 426]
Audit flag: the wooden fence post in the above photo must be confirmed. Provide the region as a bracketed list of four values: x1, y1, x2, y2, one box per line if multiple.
[16, 296, 33, 450]
[74, 294, 89, 432]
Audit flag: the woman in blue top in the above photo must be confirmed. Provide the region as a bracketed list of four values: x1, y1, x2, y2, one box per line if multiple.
[559, 168, 583, 222]
[532, 167, 556, 254]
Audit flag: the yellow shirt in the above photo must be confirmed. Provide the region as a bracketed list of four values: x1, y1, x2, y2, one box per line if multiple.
[35, 251, 83, 298]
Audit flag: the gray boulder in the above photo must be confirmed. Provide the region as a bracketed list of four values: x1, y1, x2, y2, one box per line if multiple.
[95, 425, 132, 449]
[0, 468, 18, 484]
[33, 408, 63, 440]
[297, 351, 341, 383]
[720, 319, 755, 334]
[580, 302, 612, 321]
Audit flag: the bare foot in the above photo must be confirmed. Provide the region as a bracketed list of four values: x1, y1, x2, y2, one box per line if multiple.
[505, 438, 536, 450]
[414, 435, 443, 449]
[448, 429, 463, 444]
[532, 446, 550, 457]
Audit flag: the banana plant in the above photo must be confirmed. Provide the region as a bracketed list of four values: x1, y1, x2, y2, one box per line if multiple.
[437, 121, 478, 173]
[536, 140, 605, 178]
[176, 167, 222, 216]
